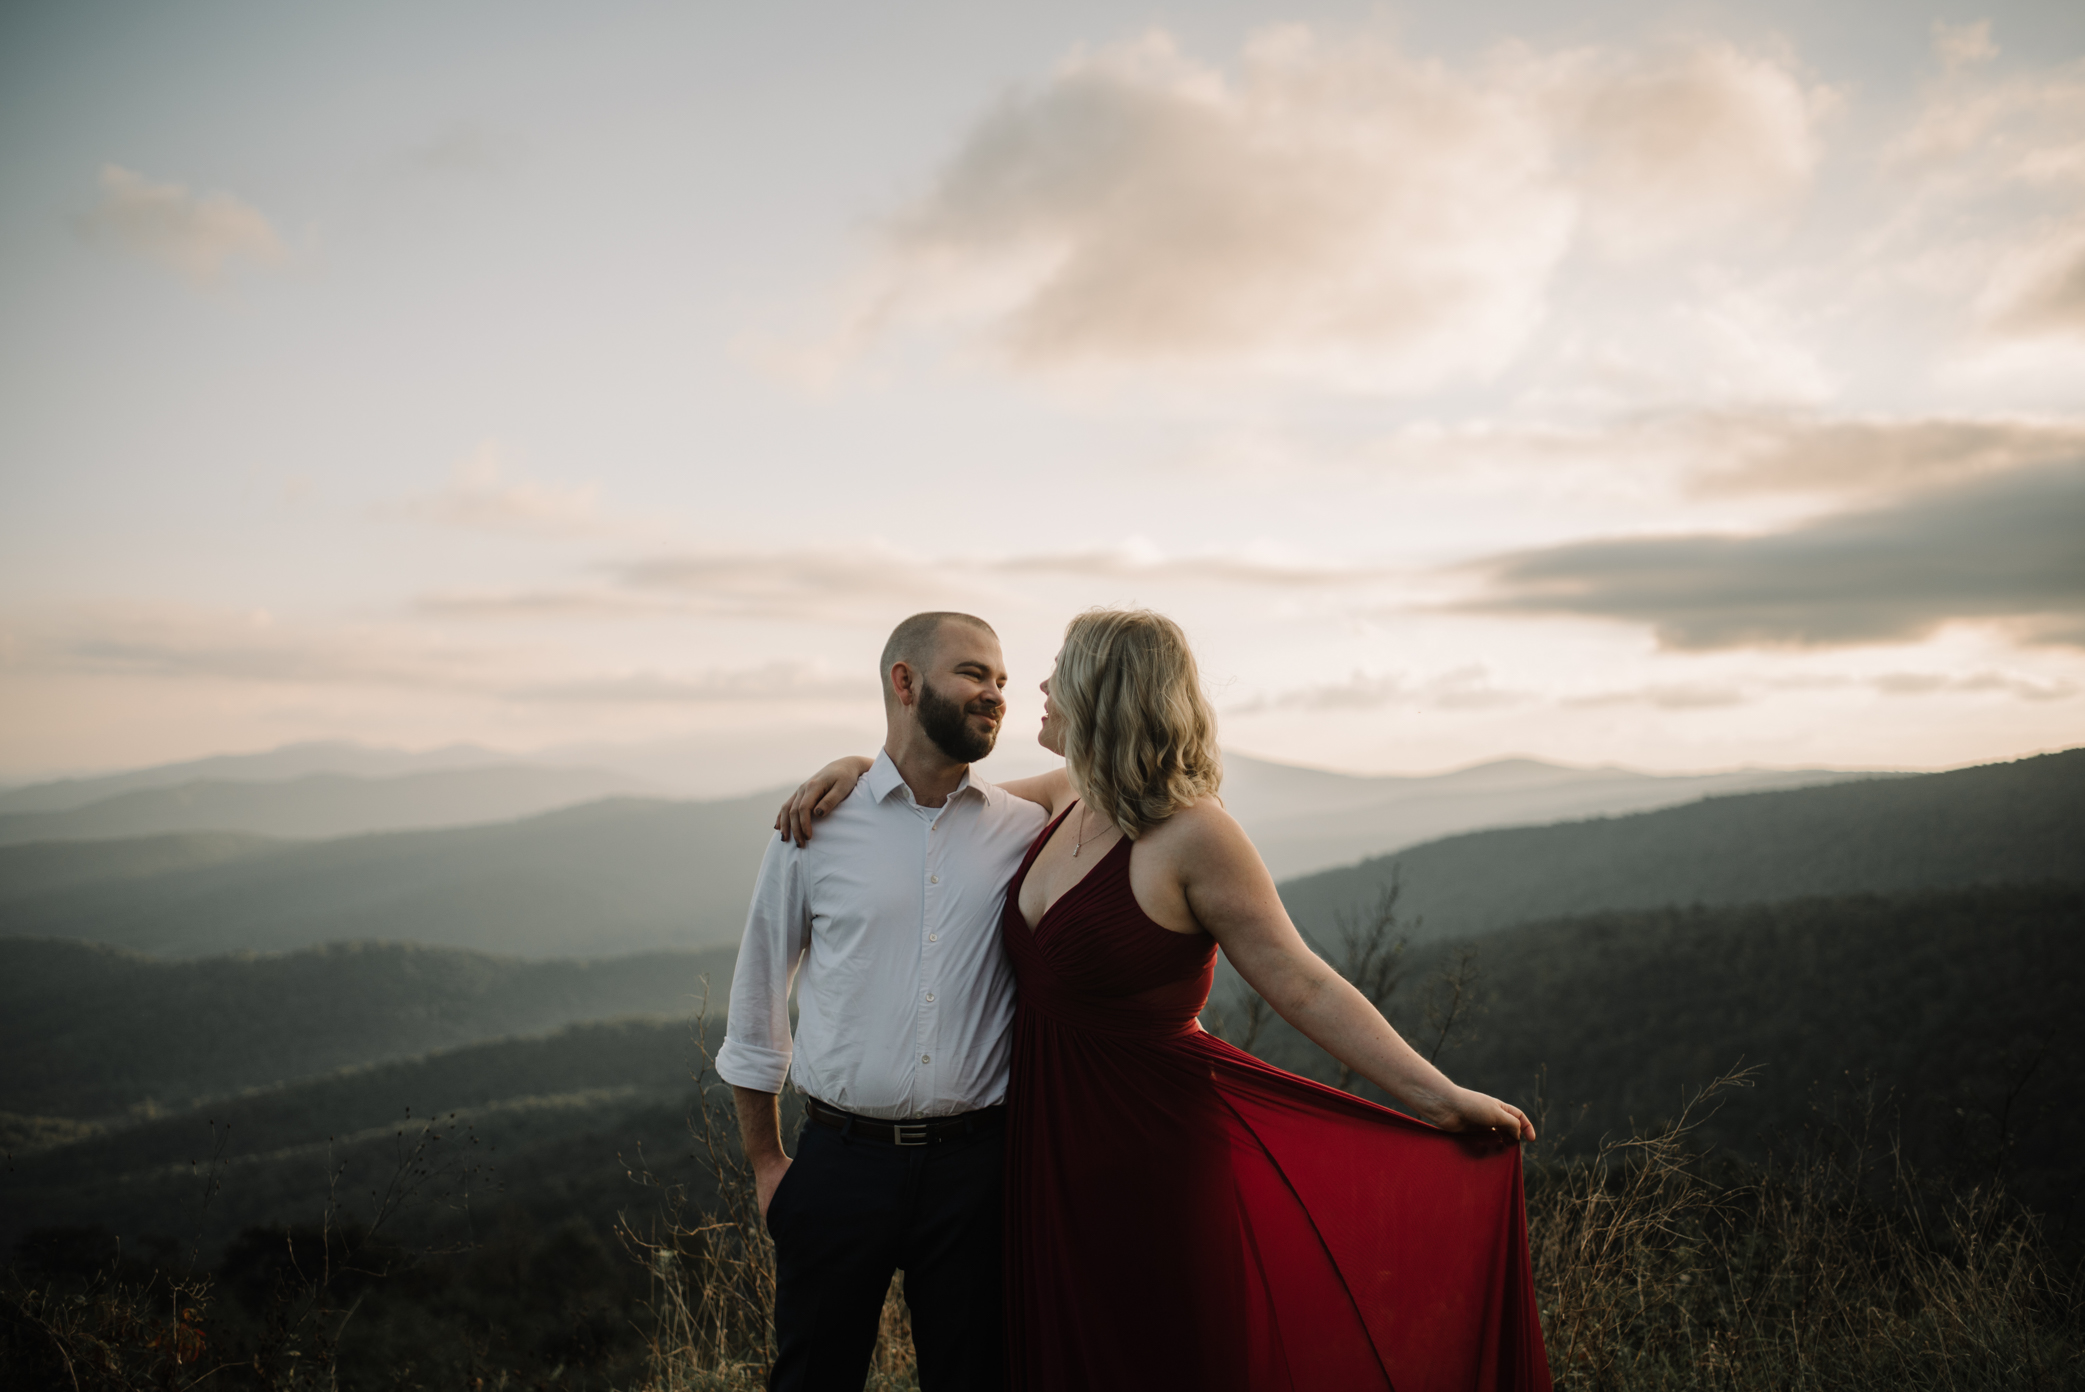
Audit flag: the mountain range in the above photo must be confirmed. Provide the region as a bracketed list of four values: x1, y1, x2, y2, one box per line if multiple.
[1276, 748, 2085, 941]
[0, 792, 783, 958]
[1220, 754, 1869, 878]
[3, 744, 2077, 1272]
[0, 741, 521, 814]
[0, 766, 654, 846]
[1, 748, 2061, 961]
[0, 937, 737, 1121]
[0, 739, 1875, 879]
[0, 740, 1899, 966]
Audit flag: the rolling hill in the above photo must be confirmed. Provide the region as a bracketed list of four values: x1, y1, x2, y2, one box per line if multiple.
[0, 765, 654, 846]
[0, 740, 517, 815]
[0, 750, 1903, 960]
[1276, 747, 2085, 941]
[5, 740, 1867, 880]
[2, 743, 2076, 1386]
[0, 937, 737, 1121]
[0, 831, 280, 903]
[1223, 753, 1870, 879]
[0, 1017, 728, 1261]
[9, 883, 2077, 1271]
[1220, 881, 2083, 1236]
[0, 791, 787, 958]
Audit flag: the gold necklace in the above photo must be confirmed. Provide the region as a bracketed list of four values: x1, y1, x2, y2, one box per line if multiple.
[1071, 802, 1116, 857]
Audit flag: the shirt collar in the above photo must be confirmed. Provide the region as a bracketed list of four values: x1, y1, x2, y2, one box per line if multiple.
[864, 748, 978, 806]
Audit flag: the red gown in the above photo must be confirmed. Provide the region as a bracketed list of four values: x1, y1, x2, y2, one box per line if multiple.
[1001, 809, 1552, 1391]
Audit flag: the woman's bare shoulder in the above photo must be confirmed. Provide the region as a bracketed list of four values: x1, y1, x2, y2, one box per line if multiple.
[1144, 797, 1252, 855]
[1140, 798, 1281, 915]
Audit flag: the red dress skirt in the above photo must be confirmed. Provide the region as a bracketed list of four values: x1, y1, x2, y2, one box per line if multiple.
[1001, 812, 1552, 1391]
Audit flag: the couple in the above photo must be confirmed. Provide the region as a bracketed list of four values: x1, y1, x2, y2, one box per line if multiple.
[716, 609, 1551, 1392]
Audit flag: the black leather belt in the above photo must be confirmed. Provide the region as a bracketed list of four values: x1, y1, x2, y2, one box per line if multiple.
[805, 1096, 1005, 1147]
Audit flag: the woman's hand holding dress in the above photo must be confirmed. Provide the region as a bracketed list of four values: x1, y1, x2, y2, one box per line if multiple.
[1139, 800, 1536, 1142]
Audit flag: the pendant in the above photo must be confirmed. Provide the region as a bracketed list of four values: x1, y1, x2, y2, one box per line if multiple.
[1072, 844, 1081, 857]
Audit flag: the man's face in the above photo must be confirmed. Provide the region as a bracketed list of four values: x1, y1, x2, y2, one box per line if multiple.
[913, 625, 1008, 764]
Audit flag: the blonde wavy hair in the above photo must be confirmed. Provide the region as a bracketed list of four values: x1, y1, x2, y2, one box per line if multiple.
[1054, 609, 1222, 839]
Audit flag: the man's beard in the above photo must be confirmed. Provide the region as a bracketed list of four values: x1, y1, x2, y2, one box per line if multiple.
[917, 677, 1000, 763]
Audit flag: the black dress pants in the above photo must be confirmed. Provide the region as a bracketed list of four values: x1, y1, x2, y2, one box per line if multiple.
[765, 1114, 1005, 1392]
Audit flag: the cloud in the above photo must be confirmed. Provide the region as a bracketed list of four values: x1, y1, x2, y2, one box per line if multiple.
[1229, 665, 1525, 715]
[417, 588, 665, 620]
[1464, 460, 2085, 649]
[48, 608, 492, 692]
[19, 604, 874, 707]
[424, 537, 1396, 627]
[392, 442, 613, 539]
[1889, 33, 2085, 182]
[1567, 666, 2078, 709]
[830, 28, 1822, 386]
[1560, 40, 1824, 256]
[1355, 408, 2085, 503]
[1565, 683, 1750, 710]
[606, 542, 961, 622]
[1870, 668, 2077, 701]
[421, 565, 952, 627]
[1930, 21, 1999, 74]
[400, 122, 516, 177]
[1980, 224, 2085, 341]
[75, 165, 286, 283]
[1879, 34, 2085, 351]
[513, 662, 874, 705]
[1685, 411, 2085, 494]
[991, 540, 1397, 586]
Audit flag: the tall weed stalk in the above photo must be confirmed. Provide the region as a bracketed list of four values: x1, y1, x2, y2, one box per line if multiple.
[618, 989, 918, 1392]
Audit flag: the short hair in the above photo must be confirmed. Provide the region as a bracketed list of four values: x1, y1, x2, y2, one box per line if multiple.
[1052, 608, 1221, 839]
[880, 611, 998, 705]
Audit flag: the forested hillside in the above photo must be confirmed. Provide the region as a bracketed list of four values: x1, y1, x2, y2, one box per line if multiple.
[0, 832, 279, 902]
[5, 750, 2078, 1387]
[0, 753, 1879, 958]
[1225, 882, 2083, 1233]
[1228, 754, 1865, 879]
[0, 1018, 735, 1261]
[0, 938, 735, 1120]
[0, 791, 786, 958]
[1278, 748, 2084, 940]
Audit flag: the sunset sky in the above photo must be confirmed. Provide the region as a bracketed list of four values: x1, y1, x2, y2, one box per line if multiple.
[2, 0, 2081, 789]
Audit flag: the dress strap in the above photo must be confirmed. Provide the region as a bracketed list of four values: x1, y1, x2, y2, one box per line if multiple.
[1010, 799, 1080, 890]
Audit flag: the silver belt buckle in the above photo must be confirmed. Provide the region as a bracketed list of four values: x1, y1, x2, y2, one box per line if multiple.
[894, 1122, 929, 1146]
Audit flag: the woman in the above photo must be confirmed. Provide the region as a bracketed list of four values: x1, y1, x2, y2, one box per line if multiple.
[779, 609, 1551, 1391]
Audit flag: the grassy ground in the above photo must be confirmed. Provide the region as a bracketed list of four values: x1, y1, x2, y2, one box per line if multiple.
[6, 1085, 2079, 1390]
[6, 1069, 2079, 1390]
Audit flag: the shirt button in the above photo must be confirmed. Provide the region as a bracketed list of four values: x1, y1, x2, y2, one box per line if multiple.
[928, 933, 938, 942]
[925, 992, 936, 1002]
[921, 1054, 931, 1064]
[930, 874, 940, 884]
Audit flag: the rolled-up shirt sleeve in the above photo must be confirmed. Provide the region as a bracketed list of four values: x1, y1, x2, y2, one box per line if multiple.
[715, 834, 811, 1095]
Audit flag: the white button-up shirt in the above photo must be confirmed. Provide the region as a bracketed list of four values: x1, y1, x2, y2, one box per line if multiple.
[716, 750, 1048, 1119]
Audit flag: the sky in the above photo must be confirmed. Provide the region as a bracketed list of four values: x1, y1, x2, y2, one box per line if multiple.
[1, 0, 2081, 789]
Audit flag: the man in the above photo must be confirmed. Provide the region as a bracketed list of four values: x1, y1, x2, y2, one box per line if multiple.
[717, 611, 1047, 1391]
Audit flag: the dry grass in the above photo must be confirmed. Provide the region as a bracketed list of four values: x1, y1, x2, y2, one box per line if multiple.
[1526, 1070, 2082, 1390]
[7, 1045, 2074, 1390]
[619, 1065, 2080, 1392]
[617, 1016, 920, 1392]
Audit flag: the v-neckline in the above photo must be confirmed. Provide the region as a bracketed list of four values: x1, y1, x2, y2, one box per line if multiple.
[1019, 801, 1129, 936]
